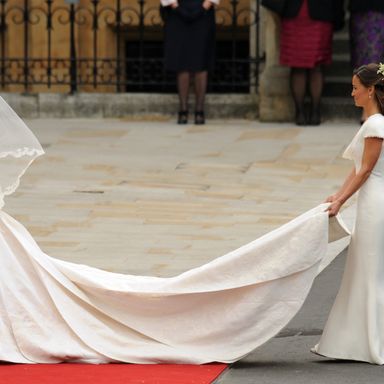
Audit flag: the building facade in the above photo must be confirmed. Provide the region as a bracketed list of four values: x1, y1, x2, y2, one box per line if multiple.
[0, 0, 264, 96]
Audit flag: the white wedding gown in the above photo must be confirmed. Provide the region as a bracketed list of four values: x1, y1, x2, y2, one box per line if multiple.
[313, 113, 384, 364]
[0, 206, 351, 364]
[0, 97, 351, 364]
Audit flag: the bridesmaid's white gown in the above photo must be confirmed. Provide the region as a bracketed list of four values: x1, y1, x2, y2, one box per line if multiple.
[0, 205, 349, 364]
[313, 113, 384, 364]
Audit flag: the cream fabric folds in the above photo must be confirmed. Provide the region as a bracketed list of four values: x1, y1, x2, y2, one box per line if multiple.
[0, 204, 350, 364]
[0, 96, 44, 209]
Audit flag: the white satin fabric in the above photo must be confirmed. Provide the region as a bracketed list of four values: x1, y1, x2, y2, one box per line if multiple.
[0, 204, 350, 364]
[313, 114, 384, 364]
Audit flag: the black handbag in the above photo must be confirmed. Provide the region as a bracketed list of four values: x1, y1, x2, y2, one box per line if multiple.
[261, 0, 286, 15]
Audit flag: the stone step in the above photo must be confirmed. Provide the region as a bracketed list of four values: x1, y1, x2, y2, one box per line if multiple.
[322, 96, 361, 121]
[323, 75, 352, 97]
[332, 32, 350, 53]
[325, 53, 352, 77]
[323, 25, 351, 104]
[319, 24, 362, 121]
[1, 92, 260, 119]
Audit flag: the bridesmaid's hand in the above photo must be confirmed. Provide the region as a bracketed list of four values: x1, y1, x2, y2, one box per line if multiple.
[202, 0, 212, 10]
[326, 200, 342, 217]
[170, 1, 178, 8]
[325, 194, 339, 203]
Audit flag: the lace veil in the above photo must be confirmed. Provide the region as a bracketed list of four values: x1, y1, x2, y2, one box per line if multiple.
[0, 96, 44, 209]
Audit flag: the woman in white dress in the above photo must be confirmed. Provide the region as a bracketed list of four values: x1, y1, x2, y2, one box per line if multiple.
[312, 62, 384, 363]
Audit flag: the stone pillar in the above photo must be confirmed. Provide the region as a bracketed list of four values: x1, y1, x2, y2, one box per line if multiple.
[259, 9, 293, 122]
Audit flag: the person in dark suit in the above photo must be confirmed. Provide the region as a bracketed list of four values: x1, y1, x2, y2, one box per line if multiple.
[349, 0, 384, 123]
[161, 0, 219, 125]
[279, 0, 344, 125]
[350, 0, 384, 69]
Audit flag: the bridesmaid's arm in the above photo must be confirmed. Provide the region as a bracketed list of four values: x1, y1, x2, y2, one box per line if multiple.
[327, 137, 383, 216]
[325, 168, 356, 203]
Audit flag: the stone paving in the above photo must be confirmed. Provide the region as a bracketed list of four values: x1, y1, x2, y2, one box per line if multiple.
[6, 118, 357, 278]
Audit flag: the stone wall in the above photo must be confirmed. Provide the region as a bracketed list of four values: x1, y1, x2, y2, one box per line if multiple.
[259, 10, 294, 122]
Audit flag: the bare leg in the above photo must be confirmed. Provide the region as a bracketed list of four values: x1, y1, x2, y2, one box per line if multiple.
[308, 66, 324, 125]
[290, 67, 308, 125]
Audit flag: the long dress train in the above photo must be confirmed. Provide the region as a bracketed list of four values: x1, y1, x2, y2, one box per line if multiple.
[0, 205, 350, 364]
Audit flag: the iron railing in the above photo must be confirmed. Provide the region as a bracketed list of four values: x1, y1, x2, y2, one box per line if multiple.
[0, 0, 263, 93]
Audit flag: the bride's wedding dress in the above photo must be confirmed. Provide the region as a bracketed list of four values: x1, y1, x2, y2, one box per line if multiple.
[312, 113, 384, 364]
[0, 97, 350, 364]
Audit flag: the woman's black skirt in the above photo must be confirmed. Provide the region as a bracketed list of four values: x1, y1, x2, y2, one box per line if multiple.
[162, 0, 216, 72]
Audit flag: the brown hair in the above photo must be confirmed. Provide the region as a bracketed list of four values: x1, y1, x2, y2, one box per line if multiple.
[354, 63, 384, 115]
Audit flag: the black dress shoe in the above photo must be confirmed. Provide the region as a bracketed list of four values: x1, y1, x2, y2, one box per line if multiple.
[194, 111, 205, 125]
[295, 110, 307, 126]
[309, 109, 321, 126]
[177, 110, 188, 124]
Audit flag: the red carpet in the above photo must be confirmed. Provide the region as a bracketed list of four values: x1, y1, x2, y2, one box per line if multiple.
[0, 363, 228, 384]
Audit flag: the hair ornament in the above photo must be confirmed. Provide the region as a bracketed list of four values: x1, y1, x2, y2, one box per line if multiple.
[377, 63, 384, 76]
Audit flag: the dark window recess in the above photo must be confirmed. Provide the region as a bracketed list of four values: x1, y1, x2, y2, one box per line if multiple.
[125, 38, 251, 93]
[125, 40, 175, 93]
[210, 39, 250, 93]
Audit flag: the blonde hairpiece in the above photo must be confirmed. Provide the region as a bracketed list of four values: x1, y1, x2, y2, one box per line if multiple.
[377, 63, 384, 76]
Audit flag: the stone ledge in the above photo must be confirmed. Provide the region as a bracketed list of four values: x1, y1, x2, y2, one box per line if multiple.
[0, 92, 259, 119]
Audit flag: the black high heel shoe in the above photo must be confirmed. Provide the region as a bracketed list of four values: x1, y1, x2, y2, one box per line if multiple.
[177, 110, 188, 124]
[295, 105, 308, 125]
[194, 111, 205, 125]
[309, 109, 321, 126]
[295, 109, 307, 126]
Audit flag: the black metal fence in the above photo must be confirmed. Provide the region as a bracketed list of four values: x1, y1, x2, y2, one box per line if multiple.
[0, 0, 263, 94]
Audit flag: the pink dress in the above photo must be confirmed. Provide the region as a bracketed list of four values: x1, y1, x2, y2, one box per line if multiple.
[280, 0, 333, 68]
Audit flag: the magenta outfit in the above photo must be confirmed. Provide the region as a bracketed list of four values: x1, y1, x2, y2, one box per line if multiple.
[280, 0, 333, 68]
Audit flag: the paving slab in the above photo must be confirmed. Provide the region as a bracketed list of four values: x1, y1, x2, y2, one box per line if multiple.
[6, 118, 356, 276]
[216, 249, 384, 384]
[216, 334, 384, 384]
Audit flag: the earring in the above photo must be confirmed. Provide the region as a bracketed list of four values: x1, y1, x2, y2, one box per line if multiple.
[369, 95, 372, 99]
